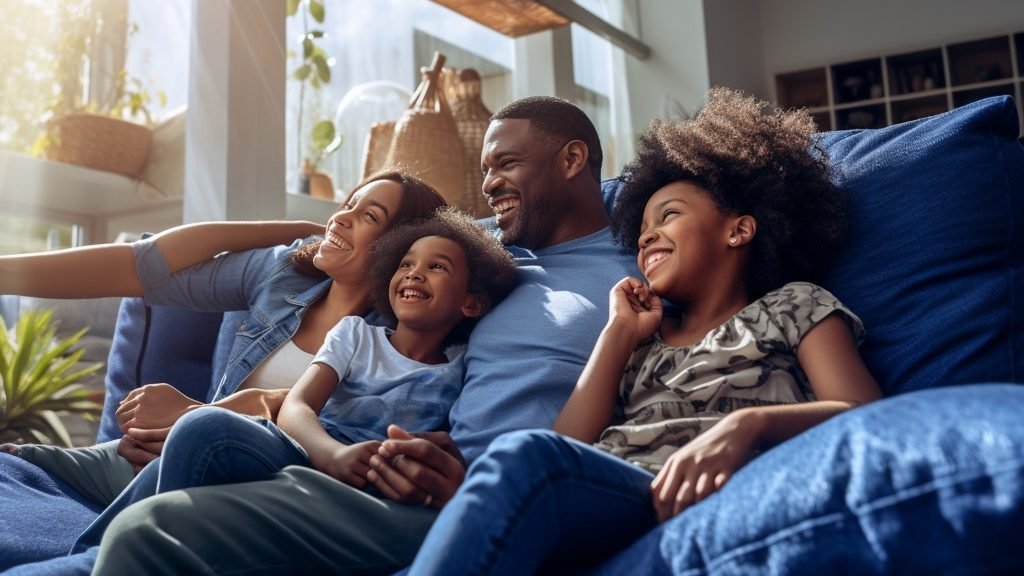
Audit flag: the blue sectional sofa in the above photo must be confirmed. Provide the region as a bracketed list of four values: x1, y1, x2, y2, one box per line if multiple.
[1, 95, 1022, 574]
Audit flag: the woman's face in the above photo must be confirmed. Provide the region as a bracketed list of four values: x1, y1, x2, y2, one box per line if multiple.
[313, 179, 404, 280]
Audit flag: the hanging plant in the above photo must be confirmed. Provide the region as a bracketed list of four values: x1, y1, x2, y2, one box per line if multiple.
[0, 309, 103, 447]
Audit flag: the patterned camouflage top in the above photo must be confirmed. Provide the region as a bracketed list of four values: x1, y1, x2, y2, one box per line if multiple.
[595, 282, 864, 472]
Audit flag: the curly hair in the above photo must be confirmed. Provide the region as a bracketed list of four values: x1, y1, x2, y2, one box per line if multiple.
[491, 96, 603, 182]
[367, 207, 518, 345]
[290, 169, 447, 278]
[611, 88, 847, 298]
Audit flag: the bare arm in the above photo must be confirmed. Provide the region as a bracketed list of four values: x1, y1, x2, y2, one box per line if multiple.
[650, 313, 882, 521]
[0, 220, 322, 298]
[554, 277, 662, 442]
[277, 363, 380, 487]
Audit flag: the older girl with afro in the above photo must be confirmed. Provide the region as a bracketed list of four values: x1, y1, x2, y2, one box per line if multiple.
[407, 88, 883, 576]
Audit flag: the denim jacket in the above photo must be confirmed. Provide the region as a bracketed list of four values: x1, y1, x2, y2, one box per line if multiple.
[132, 236, 330, 401]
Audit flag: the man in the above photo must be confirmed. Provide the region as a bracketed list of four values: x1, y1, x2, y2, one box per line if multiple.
[92, 97, 637, 575]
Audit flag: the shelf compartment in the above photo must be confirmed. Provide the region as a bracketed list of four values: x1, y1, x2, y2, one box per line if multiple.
[831, 58, 884, 105]
[952, 82, 1015, 107]
[890, 95, 949, 124]
[1016, 32, 1024, 76]
[948, 36, 1012, 86]
[776, 67, 829, 109]
[887, 48, 946, 95]
[836, 104, 886, 130]
[810, 111, 832, 132]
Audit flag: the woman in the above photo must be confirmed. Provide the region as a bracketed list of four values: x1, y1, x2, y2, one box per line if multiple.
[0, 169, 446, 512]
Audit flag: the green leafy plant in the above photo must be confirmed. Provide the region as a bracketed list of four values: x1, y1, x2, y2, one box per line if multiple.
[0, 309, 103, 447]
[30, 1, 165, 157]
[288, 0, 341, 172]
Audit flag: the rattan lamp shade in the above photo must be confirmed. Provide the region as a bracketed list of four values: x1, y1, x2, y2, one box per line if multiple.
[430, 0, 569, 37]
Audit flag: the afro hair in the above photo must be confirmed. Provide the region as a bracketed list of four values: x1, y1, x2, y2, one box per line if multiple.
[612, 88, 847, 298]
[367, 207, 518, 345]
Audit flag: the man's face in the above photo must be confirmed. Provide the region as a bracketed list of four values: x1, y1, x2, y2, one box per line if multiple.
[480, 119, 563, 249]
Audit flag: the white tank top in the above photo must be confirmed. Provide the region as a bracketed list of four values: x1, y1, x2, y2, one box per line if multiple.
[240, 339, 315, 391]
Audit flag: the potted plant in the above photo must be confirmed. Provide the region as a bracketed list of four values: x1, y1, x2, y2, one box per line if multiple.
[0, 309, 103, 447]
[31, 1, 164, 179]
[289, 0, 342, 199]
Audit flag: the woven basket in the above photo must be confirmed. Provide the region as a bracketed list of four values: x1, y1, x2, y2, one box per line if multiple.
[361, 121, 395, 180]
[450, 68, 492, 218]
[385, 52, 466, 210]
[45, 113, 153, 178]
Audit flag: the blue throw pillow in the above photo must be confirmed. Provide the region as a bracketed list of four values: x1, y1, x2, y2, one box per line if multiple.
[96, 298, 224, 442]
[819, 96, 1024, 395]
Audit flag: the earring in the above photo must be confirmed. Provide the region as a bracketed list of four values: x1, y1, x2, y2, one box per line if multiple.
[729, 237, 738, 245]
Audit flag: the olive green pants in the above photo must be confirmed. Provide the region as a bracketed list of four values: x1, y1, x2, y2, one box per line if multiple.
[93, 465, 439, 575]
[16, 440, 134, 507]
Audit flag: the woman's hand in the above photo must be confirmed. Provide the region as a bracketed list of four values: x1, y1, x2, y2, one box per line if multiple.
[319, 440, 382, 489]
[608, 277, 663, 348]
[116, 383, 202, 434]
[650, 410, 762, 522]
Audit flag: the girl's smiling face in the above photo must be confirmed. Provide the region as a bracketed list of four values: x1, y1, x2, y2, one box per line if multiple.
[388, 235, 481, 333]
[636, 181, 740, 302]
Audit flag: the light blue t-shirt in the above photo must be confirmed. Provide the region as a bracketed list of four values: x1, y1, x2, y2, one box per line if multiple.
[313, 316, 465, 444]
[450, 227, 639, 462]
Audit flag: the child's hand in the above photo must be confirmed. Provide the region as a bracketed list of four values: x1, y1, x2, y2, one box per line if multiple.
[609, 277, 663, 345]
[650, 410, 760, 522]
[321, 440, 382, 488]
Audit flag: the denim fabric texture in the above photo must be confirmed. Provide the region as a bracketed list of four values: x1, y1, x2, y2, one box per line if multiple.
[408, 430, 658, 576]
[586, 384, 1024, 575]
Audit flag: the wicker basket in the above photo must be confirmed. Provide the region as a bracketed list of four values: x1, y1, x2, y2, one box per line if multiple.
[361, 121, 395, 180]
[385, 52, 466, 210]
[45, 113, 153, 178]
[450, 68, 492, 218]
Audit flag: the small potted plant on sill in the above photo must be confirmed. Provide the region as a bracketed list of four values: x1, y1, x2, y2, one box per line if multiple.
[31, 3, 164, 179]
[289, 0, 342, 200]
[0, 309, 103, 447]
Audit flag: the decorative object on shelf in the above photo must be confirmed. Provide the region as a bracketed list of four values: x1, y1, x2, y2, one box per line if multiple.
[448, 68, 492, 218]
[288, 0, 339, 194]
[385, 51, 466, 210]
[330, 80, 411, 190]
[430, 0, 569, 37]
[301, 158, 335, 200]
[0, 309, 102, 447]
[32, 1, 163, 178]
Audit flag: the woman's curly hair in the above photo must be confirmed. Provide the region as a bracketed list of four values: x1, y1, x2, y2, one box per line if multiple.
[611, 88, 847, 298]
[367, 207, 518, 345]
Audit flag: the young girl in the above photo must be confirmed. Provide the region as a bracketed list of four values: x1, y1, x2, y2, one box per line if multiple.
[71, 207, 518, 550]
[405, 89, 882, 575]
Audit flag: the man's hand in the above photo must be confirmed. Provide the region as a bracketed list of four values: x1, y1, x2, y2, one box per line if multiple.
[117, 427, 170, 474]
[367, 425, 466, 508]
[116, 383, 201, 434]
[318, 440, 381, 489]
[0, 444, 20, 456]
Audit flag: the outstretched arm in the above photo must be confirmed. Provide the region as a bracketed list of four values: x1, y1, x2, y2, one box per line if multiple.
[0, 220, 322, 298]
[650, 313, 881, 521]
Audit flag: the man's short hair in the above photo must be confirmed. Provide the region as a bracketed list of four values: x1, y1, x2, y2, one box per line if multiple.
[491, 96, 603, 182]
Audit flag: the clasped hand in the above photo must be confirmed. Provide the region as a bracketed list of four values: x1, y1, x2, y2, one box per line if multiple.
[115, 383, 202, 472]
[363, 425, 467, 509]
[608, 277, 663, 347]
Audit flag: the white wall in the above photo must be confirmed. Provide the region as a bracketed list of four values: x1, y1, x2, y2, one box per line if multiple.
[704, 0, 768, 100]
[623, 0, 710, 132]
[759, 0, 1024, 82]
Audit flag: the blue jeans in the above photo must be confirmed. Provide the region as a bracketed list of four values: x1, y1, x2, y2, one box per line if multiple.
[72, 406, 309, 552]
[408, 429, 658, 576]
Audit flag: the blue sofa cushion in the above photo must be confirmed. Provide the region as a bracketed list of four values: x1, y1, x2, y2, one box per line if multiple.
[588, 384, 1024, 575]
[96, 298, 224, 442]
[819, 96, 1024, 395]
